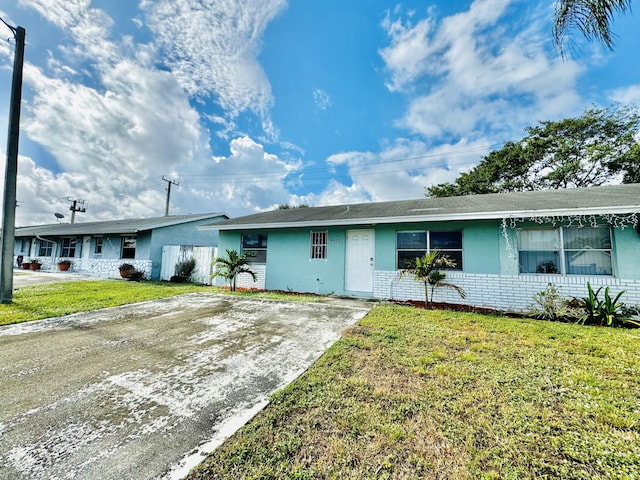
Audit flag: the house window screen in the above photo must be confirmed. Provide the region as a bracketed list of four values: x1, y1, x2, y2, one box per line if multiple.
[94, 237, 103, 254]
[121, 236, 137, 259]
[563, 227, 612, 275]
[242, 234, 267, 263]
[397, 231, 427, 269]
[396, 231, 463, 270]
[310, 231, 328, 259]
[518, 229, 560, 274]
[518, 227, 612, 275]
[61, 238, 77, 257]
[430, 231, 463, 270]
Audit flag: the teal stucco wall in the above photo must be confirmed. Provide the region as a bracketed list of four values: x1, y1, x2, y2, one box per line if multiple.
[218, 219, 506, 294]
[218, 220, 640, 295]
[218, 228, 347, 294]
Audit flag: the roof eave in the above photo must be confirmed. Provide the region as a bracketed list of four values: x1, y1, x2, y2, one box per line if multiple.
[215, 205, 640, 230]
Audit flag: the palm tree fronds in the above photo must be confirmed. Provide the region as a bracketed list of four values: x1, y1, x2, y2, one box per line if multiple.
[554, 0, 633, 57]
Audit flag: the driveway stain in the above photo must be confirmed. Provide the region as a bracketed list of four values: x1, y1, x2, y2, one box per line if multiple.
[0, 293, 371, 480]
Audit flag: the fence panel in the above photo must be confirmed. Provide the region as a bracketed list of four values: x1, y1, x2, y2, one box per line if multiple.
[161, 245, 216, 285]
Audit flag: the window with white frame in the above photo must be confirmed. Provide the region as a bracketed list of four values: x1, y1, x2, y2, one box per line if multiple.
[61, 238, 77, 257]
[396, 230, 463, 270]
[38, 240, 52, 257]
[517, 226, 612, 275]
[94, 237, 103, 254]
[242, 234, 267, 263]
[121, 236, 137, 259]
[310, 231, 328, 259]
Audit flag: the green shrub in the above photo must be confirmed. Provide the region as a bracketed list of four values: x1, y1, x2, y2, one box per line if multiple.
[530, 283, 581, 321]
[175, 258, 196, 278]
[576, 282, 637, 328]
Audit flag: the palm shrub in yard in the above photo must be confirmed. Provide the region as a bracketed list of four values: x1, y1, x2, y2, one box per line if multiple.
[400, 250, 465, 307]
[212, 249, 257, 292]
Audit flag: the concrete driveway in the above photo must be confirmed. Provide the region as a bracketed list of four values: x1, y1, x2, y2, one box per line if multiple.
[12, 268, 97, 288]
[0, 293, 371, 480]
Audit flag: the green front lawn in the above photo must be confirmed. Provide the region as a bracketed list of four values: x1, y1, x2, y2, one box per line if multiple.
[188, 304, 640, 480]
[0, 280, 211, 326]
[0, 281, 326, 326]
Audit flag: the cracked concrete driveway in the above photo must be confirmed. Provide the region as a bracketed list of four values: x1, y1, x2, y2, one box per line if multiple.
[0, 293, 371, 480]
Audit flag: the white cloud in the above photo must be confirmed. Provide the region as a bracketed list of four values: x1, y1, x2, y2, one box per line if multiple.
[301, 180, 370, 207]
[608, 85, 640, 105]
[381, 0, 584, 143]
[141, 0, 287, 138]
[194, 136, 301, 213]
[306, 138, 492, 205]
[20, 0, 119, 65]
[24, 60, 204, 176]
[0, 153, 162, 225]
[312, 88, 332, 110]
[1, 0, 298, 223]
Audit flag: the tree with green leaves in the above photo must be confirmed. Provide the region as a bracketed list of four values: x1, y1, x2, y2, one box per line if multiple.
[212, 249, 257, 292]
[554, 0, 633, 57]
[400, 250, 466, 307]
[427, 105, 640, 198]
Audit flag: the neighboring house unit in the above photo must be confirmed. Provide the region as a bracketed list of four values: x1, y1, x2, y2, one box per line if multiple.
[207, 184, 640, 312]
[14, 213, 228, 280]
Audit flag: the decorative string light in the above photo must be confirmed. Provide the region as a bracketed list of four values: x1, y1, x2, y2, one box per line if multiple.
[501, 212, 639, 260]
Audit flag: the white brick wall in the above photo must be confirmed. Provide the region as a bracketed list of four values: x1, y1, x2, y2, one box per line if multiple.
[235, 265, 266, 290]
[374, 270, 640, 312]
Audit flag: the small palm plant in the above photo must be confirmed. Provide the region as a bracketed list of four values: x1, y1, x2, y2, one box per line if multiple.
[212, 249, 257, 292]
[401, 250, 466, 307]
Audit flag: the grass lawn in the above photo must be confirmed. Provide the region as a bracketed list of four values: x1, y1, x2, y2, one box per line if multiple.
[0, 281, 326, 327]
[187, 304, 640, 480]
[0, 280, 212, 326]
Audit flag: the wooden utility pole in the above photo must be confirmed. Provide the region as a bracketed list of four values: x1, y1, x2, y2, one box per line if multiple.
[65, 197, 86, 224]
[162, 176, 179, 216]
[0, 23, 25, 304]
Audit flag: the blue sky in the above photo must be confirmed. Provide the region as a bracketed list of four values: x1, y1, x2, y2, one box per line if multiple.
[0, 0, 639, 225]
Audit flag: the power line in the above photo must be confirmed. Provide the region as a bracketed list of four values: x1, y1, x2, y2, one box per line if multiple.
[172, 143, 502, 185]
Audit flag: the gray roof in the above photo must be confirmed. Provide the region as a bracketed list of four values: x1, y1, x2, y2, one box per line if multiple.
[214, 184, 640, 230]
[15, 213, 228, 237]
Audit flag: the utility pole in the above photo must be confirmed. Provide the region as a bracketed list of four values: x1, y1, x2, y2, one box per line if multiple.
[64, 197, 86, 224]
[0, 21, 25, 304]
[162, 176, 179, 216]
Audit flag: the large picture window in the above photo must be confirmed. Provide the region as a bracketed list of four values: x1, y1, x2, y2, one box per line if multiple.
[61, 238, 77, 257]
[396, 231, 463, 270]
[517, 226, 612, 275]
[242, 234, 267, 263]
[310, 231, 328, 259]
[121, 236, 137, 259]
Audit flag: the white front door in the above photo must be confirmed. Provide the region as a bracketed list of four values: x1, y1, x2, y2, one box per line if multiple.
[345, 229, 374, 293]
